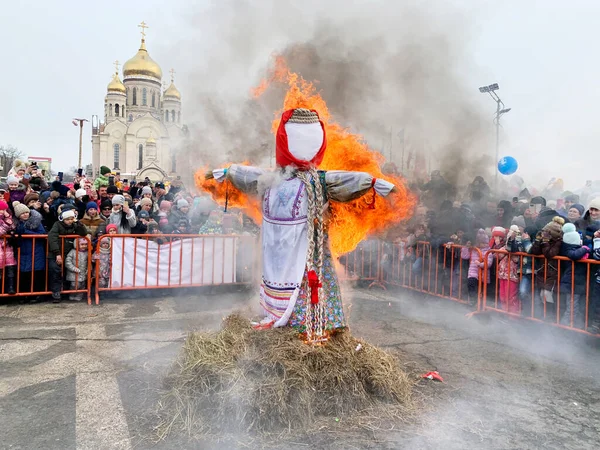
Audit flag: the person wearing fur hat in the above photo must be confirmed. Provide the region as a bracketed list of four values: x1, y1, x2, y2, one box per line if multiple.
[107, 194, 136, 234]
[94, 166, 112, 191]
[0, 200, 17, 294]
[79, 202, 105, 239]
[47, 209, 88, 302]
[559, 222, 591, 329]
[205, 108, 397, 335]
[13, 202, 47, 300]
[65, 238, 89, 301]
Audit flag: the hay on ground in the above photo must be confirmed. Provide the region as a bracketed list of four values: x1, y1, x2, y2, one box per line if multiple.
[156, 314, 415, 439]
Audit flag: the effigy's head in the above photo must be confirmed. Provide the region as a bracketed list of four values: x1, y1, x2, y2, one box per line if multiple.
[276, 108, 326, 170]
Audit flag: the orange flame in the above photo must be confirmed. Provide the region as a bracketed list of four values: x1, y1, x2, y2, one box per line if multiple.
[196, 56, 415, 254]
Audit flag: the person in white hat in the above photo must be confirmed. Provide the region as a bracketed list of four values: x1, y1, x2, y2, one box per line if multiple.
[47, 208, 89, 302]
[107, 194, 137, 234]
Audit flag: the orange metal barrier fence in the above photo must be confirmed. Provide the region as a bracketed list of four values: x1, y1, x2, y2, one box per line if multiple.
[93, 234, 257, 304]
[482, 249, 600, 336]
[3, 233, 599, 337]
[0, 234, 92, 302]
[339, 240, 600, 337]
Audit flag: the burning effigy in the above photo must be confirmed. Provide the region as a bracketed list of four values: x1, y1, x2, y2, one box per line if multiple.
[158, 59, 416, 441]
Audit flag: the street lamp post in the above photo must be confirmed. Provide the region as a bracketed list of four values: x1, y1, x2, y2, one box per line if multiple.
[478, 83, 511, 192]
[72, 118, 89, 169]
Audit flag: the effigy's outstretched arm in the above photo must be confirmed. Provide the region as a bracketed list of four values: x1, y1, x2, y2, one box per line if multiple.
[325, 170, 395, 202]
[206, 164, 267, 196]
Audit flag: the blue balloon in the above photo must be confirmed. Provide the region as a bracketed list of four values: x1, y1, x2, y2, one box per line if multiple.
[498, 156, 518, 175]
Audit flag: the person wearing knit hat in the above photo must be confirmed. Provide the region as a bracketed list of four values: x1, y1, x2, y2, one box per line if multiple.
[108, 193, 137, 234]
[106, 223, 118, 234]
[511, 215, 526, 231]
[137, 197, 154, 216]
[461, 228, 492, 305]
[75, 188, 87, 199]
[141, 186, 153, 197]
[106, 185, 119, 198]
[568, 204, 585, 222]
[111, 194, 125, 206]
[168, 198, 190, 228]
[46, 199, 89, 301]
[562, 223, 582, 246]
[540, 216, 565, 240]
[491, 226, 506, 238]
[12, 201, 30, 220]
[7, 175, 19, 187]
[79, 201, 104, 238]
[559, 222, 592, 328]
[94, 166, 112, 191]
[0, 200, 8, 211]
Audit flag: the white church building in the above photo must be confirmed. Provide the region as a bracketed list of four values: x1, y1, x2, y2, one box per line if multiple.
[92, 22, 187, 182]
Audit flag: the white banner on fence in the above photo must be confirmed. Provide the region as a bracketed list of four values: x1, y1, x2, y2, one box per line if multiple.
[110, 237, 237, 288]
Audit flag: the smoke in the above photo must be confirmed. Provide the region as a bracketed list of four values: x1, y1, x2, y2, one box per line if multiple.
[172, 0, 493, 188]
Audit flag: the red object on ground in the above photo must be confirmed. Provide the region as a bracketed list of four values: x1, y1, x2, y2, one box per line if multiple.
[252, 320, 275, 330]
[421, 371, 444, 382]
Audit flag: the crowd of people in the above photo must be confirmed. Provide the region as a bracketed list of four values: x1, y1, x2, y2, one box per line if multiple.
[392, 171, 600, 333]
[0, 162, 258, 303]
[3, 159, 600, 334]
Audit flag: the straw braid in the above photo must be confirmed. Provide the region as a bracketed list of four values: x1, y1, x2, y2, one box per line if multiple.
[297, 168, 327, 342]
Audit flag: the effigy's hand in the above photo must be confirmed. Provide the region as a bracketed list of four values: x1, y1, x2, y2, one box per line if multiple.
[205, 170, 214, 180]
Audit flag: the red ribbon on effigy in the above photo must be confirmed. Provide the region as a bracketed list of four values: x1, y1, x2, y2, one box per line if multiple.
[307, 270, 322, 305]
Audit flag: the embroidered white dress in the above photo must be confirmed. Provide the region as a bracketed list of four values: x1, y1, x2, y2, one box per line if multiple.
[214, 165, 394, 329]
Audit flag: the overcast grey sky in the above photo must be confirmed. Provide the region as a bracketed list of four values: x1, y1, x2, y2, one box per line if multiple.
[1, 0, 599, 191]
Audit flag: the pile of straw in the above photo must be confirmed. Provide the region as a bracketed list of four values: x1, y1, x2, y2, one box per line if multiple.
[156, 314, 414, 439]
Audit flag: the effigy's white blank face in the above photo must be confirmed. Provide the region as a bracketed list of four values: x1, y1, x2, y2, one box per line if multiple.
[285, 122, 323, 163]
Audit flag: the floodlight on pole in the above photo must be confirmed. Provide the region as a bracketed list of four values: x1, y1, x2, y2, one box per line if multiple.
[478, 82, 510, 192]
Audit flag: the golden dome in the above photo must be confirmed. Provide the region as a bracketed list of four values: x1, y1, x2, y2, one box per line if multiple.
[107, 72, 126, 93]
[146, 131, 156, 144]
[123, 39, 162, 80]
[163, 82, 181, 100]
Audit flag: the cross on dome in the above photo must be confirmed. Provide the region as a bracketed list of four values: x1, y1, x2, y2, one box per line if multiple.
[114, 60, 120, 74]
[138, 21, 149, 39]
[170, 68, 176, 83]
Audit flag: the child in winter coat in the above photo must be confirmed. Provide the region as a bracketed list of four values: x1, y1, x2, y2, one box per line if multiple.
[65, 238, 89, 301]
[492, 226, 521, 313]
[93, 238, 112, 289]
[0, 200, 17, 294]
[559, 223, 591, 329]
[461, 229, 493, 305]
